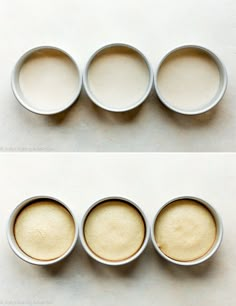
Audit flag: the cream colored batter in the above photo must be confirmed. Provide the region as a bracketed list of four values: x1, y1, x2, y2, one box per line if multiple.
[87, 46, 150, 109]
[154, 199, 216, 261]
[14, 200, 75, 261]
[84, 200, 145, 261]
[19, 49, 79, 112]
[157, 48, 220, 111]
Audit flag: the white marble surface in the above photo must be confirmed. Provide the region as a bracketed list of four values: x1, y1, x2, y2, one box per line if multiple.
[0, 153, 235, 305]
[0, 0, 235, 151]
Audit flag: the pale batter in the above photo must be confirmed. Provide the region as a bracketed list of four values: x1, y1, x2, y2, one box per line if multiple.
[157, 48, 220, 111]
[87, 46, 150, 110]
[14, 200, 75, 261]
[154, 199, 216, 261]
[19, 49, 79, 112]
[84, 200, 145, 261]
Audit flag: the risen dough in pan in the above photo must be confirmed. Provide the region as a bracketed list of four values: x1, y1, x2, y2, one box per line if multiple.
[84, 200, 145, 261]
[14, 200, 75, 261]
[154, 199, 216, 261]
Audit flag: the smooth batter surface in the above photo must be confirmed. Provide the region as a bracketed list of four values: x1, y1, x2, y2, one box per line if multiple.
[19, 49, 79, 112]
[154, 199, 216, 261]
[84, 200, 145, 261]
[157, 48, 220, 111]
[87, 46, 150, 110]
[14, 200, 75, 261]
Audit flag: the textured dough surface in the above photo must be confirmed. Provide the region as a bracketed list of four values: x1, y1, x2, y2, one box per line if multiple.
[19, 49, 79, 111]
[84, 200, 145, 261]
[155, 199, 216, 261]
[14, 200, 75, 261]
[88, 47, 150, 109]
[157, 48, 220, 111]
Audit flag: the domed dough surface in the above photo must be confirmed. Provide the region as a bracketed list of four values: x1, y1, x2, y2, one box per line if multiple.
[14, 200, 75, 260]
[84, 200, 145, 261]
[155, 199, 216, 261]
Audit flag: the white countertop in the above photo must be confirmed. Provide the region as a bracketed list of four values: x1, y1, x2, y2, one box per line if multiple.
[0, 153, 235, 305]
[0, 0, 236, 152]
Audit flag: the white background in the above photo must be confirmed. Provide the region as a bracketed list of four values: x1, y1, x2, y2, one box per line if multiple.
[0, 153, 235, 305]
[0, 0, 235, 151]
